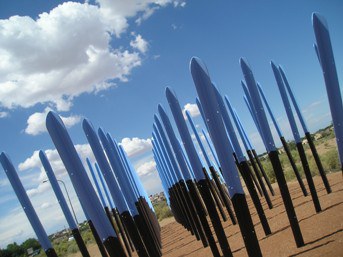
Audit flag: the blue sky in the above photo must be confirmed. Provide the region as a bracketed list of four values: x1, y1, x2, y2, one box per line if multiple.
[0, 0, 342, 248]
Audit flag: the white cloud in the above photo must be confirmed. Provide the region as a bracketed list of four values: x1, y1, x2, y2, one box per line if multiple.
[130, 34, 149, 54]
[41, 202, 52, 209]
[0, 1, 185, 113]
[173, 0, 186, 7]
[24, 108, 81, 136]
[26, 182, 51, 197]
[183, 103, 200, 119]
[19, 144, 95, 190]
[0, 111, 8, 118]
[120, 137, 152, 157]
[136, 160, 156, 176]
[0, 2, 168, 112]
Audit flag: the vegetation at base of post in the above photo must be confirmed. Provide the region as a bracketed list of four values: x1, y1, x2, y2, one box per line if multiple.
[153, 200, 173, 221]
[258, 124, 340, 183]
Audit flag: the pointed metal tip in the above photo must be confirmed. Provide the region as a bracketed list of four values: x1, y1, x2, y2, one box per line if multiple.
[98, 127, 105, 136]
[239, 57, 249, 68]
[165, 87, 175, 100]
[157, 104, 165, 114]
[312, 12, 320, 24]
[46, 111, 66, 132]
[82, 119, 95, 137]
[46, 110, 58, 124]
[240, 58, 254, 76]
[270, 61, 278, 72]
[312, 12, 328, 29]
[38, 150, 45, 158]
[0, 151, 7, 159]
[190, 56, 209, 77]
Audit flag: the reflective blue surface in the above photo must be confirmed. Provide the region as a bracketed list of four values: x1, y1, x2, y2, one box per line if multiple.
[240, 58, 276, 152]
[82, 119, 129, 215]
[271, 62, 301, 143]
[166, 87, 205, 180]
[190, 57, 244, 196]
[1, 152, 52, 250]
[47, 112, 115, 241]
[40, 151, 78, 230]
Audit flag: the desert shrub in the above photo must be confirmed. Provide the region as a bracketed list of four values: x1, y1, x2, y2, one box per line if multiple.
[322, 149, 340, 171]
[67, 242, 78, 254]
[154, 200, 173, 221]
[287, 141, 297, 151]
[81, 229, 95, 245]
[290, 149, 299, 163]
[260, 159, 276, 184]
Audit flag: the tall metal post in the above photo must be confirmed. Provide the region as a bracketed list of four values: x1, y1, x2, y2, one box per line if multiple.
[40, 151, 90, 257]
[313, 12, 343, 174]
[190, 57, 263, 257]
[0, 153, 58, 257]
[240, 58, 304, 247]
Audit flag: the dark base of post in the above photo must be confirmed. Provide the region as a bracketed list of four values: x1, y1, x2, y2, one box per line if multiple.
[88, 220, 108, 257]
[72, 228, 91, 257]
[172, 185, 194, 233]
[178, 182, 208, 246]
[112, 208, 135, 252]
[45, 248, 58, 257]
[133, 214, 161, 257]
[268, 151, 304, 247]
[186, 179, 220, 257]
[247, 150, 273, 209]
[305, 132, 331, 194]
[203, 168, 227, 221]
[120, 211, 149, 257]
[209, 166, 237, 225]
[239, 161, 271, 236]
[103, 236, 127, 257]
[231, 193, 263, 257]
[197, 179, 233, 257]
[296, 143, 322, 213]
[252, 149, 275, 196]
[280, 137, 308, 197]
[136, 200, 162, 252]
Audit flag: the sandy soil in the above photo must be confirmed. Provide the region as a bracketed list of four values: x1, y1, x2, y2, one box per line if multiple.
[161, 172, 343, 257]
[72, 172, 342, 257]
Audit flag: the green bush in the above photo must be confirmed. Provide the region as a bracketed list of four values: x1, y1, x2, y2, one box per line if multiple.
[322, 149, 340, 171]
[67, 242, 78, 254]
[154, 200, 173, 221]
[81, 228, 95, 245]
[260, 159, 276, 184]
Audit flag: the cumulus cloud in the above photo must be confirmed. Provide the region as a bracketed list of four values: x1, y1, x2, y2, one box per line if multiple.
[0, 111, 8, 118]
[26, 182, 51, 197]
[130, 34, 149, 54]
[183, 103, 200, 119]
[19, 144, 95, 192]
[41, 202, 52, 209]
[1, 1, 185, 113]
[24, 108, 81, 136]
[120, 137, 152, 157]
[136, 160, 156, 176]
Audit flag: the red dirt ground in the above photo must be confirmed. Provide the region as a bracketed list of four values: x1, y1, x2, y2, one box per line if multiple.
[161, 172, 343, 257]
[72, 172, 342, 257]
